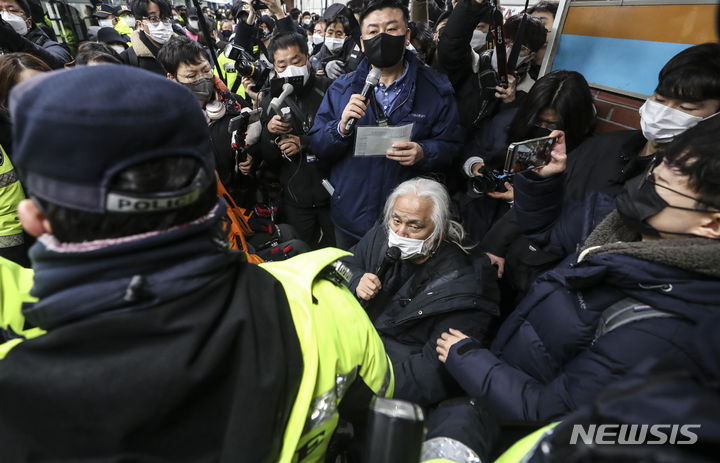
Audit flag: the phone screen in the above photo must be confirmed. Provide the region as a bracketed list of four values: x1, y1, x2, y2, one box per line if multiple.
[504, 136, 556, 175]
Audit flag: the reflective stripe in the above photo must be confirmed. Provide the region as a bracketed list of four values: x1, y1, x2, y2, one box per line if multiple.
[0, 233, 24, 248]
[378, 357, 392, 397]
[335, 366, 357, 400]
[303, 387, 337, 434]
[0, 169, 19, 189]
[421, 437, 482, 463]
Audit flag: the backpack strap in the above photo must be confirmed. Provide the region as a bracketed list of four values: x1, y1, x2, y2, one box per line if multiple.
[128, 46, 140, 68]
[594, 297, 681, 342]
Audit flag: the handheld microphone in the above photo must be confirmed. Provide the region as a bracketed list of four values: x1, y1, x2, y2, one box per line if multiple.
[344, 68, 382, 132]
[269, 83, 294, 116]
[376, 246, 401, 283]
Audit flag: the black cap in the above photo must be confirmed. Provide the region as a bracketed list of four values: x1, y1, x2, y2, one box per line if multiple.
[92, 3, 115, 18]
[97, 27, 125, 44]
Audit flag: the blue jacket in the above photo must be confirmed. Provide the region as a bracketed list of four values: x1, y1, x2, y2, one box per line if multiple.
[307, 54, 464, 239]
[445, 172, 720, 421]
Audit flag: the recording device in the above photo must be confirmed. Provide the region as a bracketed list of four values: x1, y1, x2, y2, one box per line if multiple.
[223, 42, 272, 86]
[344, 68, 382, 132]
[229, 108, 263, 164]
[269, 83, 294, 116]
[362, 398, 425, 463]
[375, 246, 401, 282]
[468, 135, 556, 196]
[504, 135, 556, 174]
[270, 76, 304, 97]
[251, 0, 284, 11]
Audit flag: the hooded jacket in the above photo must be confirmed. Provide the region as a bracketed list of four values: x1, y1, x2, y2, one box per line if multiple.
[308, 53, 463, 239]
[342, 223, 499, 406]
[445, 172, 720, 422]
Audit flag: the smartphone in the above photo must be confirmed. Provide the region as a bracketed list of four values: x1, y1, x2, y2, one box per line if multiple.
[504, 136, 556, 175]
[228, 108, 263, 134]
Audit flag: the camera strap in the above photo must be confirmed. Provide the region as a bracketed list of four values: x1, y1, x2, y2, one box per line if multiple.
[507, 0, 532, 75]
[283, 97, 314, 134]
[491, 6, 508, 86]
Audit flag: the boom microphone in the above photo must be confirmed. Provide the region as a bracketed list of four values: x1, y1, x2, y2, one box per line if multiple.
[344, 68, 382, 132]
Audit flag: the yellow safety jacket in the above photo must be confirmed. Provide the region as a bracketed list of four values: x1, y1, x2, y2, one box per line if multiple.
[0, 147, 26, 252]
[215, 52, 246, 99]
[0, 257, 43, 360]
[114, 20, 134, 47]
[262, 248, 394, 463]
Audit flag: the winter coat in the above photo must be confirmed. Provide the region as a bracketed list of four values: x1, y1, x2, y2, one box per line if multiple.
[260, 73, 333, 208]
[342, 223, 500, 406]
[11, 27, 72, 70]
[308, 53, 464, 239]
[309, 44, 334, 74]
[445, 172, 720, 421]
[120, 30, 175, 76]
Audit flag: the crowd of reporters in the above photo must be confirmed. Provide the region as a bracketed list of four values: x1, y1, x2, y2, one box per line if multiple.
[1, 0, 720, 460]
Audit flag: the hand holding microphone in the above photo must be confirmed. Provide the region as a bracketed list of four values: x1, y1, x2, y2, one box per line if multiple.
[340, 68, 382, 135]
[356, 246, 401, 303]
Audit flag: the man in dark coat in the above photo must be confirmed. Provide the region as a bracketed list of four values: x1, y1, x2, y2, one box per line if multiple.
[121, 0, 179, 76]
[0, 0, 72, 69]
[342, 178, 500, 406]
[437, 119, 720, 422]
[308, 0, 464, 250]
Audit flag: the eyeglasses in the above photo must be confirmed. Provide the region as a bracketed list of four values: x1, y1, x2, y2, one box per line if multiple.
[640, 155, 718, 212]
[142, 16, 172, 24]
[177, 68, 214, 82]
[534, 121, 558, 130]
[0, 6, 25, 17]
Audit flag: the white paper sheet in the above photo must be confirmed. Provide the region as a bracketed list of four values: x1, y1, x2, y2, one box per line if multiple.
[353, 124, 414, 157]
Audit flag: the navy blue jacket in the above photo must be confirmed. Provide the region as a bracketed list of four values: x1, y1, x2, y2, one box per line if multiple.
[445, 173, 720, 421]
[342, 223, 499, 406]
[307, 54, 463, 239]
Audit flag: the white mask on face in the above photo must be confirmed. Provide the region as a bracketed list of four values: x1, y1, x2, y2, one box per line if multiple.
[98, 18, 114, 28]
[387, 227, 432, 260]
[188, 19, 199, 30]
[123, 16, 136, 28]
[325, 37, 344, 53]
[312, 33, 324, 45]
[490, 46, 528, 74]
[145, 21, 173, 44]
[471, 29, 486, 49]
[303, 18, 311, 25]
[110, 44, 125, 54]
[277, 63, 310, 85]
[639, 98, 718, 143]
[1, 11, 28, 35]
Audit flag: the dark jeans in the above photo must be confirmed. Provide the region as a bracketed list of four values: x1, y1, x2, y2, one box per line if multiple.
[334, 226, 360, 251]
[281, 203, 336, 249]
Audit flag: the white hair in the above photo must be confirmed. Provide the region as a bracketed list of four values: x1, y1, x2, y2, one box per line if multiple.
[382, 177, 469, 254]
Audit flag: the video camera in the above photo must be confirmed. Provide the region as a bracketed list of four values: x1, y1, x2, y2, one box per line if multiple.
[469, 135, 556, 196]
[223, 42, 273, 88]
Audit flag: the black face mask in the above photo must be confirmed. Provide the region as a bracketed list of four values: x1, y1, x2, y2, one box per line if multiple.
[616, 169, 705, 238]
[363, 32, 406, 68]
[616, 174, 667, 237]
[180, 77, 215, 103]
[221, 29, 232, 38]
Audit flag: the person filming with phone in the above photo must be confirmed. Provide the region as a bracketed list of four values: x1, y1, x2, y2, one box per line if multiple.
[436, 116, 720, 422]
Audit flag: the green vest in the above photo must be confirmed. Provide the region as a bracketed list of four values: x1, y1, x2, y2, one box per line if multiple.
[0, 146, 26, 251]
[114, 20, 134, 47]
[0, 257, 43, 360]
[215, 53, 245, 98]
[262, 248, 394, 463]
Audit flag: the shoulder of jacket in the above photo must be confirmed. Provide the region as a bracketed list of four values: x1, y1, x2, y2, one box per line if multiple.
[329, 72, 356, 93]
[416, 64, 454, 97]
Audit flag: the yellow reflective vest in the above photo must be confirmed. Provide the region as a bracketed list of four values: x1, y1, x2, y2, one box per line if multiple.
[262, 248, 394, 463]
[0, 146, 26, 252]
[0, 257, 43, 360]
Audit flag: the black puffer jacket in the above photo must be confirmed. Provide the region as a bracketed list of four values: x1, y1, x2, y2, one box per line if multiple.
[10, 27, 72, 69]
[260, 73, 333, 208]
[342, 223, 500, 406]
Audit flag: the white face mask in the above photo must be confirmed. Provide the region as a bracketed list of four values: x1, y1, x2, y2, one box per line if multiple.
[145, 21, 173, 44]
[471, 29, 486, 49]
[387, 227, 432, 260]
[277, 63, 310, 85]
[98, 18, 114, 28]
[312, 33, 324, 45]
[639, 98, 718, 143]
[123, 16, 136, 28]
[490, 46, 528, 74]
[189, 19, 199, 30]
[110, 44, 125, 54]
[303, 18, 311, 25]
[1, 11, 28, 36]
[325, 37, 344, 53]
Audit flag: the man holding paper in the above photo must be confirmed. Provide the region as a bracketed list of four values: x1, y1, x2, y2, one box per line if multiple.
[308, 0, 463, 250]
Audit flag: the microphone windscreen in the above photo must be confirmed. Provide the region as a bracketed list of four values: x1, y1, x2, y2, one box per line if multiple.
[386, 246, 401, 262]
